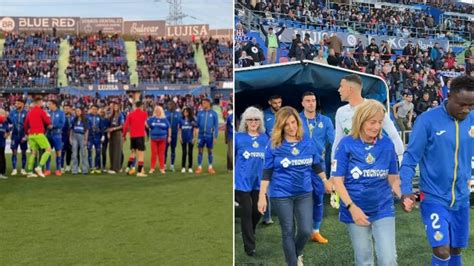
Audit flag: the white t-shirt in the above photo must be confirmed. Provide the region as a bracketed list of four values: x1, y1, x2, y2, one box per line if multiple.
[331, 101, 405, 161]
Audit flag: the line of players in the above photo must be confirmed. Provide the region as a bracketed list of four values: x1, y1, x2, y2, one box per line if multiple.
[0, 96, 222, 178]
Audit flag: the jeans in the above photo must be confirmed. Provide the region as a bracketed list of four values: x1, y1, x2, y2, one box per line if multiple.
[347, 217, 397, 266]
[272, 192, 313, 266]
[71, 133, 89, 174]
[263, 194, 272, 222]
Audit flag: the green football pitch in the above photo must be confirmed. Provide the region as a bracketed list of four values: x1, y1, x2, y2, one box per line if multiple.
[235, 199, 474, 265]
[0, 135, 233, 265]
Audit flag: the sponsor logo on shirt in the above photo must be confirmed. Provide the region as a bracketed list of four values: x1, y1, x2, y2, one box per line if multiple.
[242, 151, 265, 160]
[435, 130, 446, 136]
[365, 153, 375, 164]
[318, 122, 323, 128]
[469, 126, 474, 138]
[280, 157, 313, 168]
[350, 166, 389, 179]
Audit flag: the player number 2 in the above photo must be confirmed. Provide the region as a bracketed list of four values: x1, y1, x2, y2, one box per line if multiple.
[430, 213, 440, 229]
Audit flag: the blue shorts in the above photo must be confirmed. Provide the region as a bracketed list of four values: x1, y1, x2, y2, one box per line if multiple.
[198, 135, 214, 149]
[48, 134, 63, 151]
[420, 201, 470, 248]
[11, 135, 28, 151]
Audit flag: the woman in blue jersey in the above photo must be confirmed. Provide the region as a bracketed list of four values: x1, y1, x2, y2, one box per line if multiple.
[147, 106, 171, 174]
[235, 106, 268, 257]
[178, 107, 196, 174]
[70, 107, 89, 175]
[258, 106, 327, 266]
[332, 100, 401, 266]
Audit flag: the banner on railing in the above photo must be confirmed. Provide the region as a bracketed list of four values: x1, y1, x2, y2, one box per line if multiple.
[369, 35, 449, 51]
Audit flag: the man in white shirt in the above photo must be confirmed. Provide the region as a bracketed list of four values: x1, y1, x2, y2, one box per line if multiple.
[393, 92, 414, 132]
[332, 74, 405, 163]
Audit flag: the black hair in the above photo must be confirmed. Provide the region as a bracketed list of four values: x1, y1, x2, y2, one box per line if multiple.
[301, 91, 316, 100]
[269, 95, 282, 101]
[342, 74, 363, 87]
[449, 75, 474, 94]
[135, 101, 143, 108]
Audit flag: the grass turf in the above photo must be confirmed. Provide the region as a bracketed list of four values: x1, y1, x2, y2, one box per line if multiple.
[0, 135, 232, 265]
[235, 199, 474, 265]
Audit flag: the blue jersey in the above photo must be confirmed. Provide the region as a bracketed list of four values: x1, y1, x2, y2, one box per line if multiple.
[48, 109, 65, 136]
[63, 114, 74, 138]
[196, 109, 219, 139]
[263, 108, 276, 136]
[100, 117, 111, 134]
[165, 110, 181, 136]
[299, 112, 335, 155]
[179, 118, 195, 143]
[235, 132, 268, 192]
[264, 137, 320, 198]
[400, 103, 474, 210]
[7, 108, 27, 137]
[87, 114, 102, 137]
[332, 136, 398, 223]
[226, 114, 234, 141]
[110, 112, 125, 127]
[72, 117, 89, 134]
[147, 117, 170, 140]
[0, 121, 9, 147]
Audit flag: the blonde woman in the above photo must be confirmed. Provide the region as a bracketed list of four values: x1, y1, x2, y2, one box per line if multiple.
[332, 100, 401, 266]
[258, 106, 327, 266]
[146, 105, 171, 174]
[235, 106, 268, 257]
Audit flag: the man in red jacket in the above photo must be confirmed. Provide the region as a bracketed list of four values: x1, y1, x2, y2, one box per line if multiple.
[24, 96, 52, 178]
[123, 101, 148, 177]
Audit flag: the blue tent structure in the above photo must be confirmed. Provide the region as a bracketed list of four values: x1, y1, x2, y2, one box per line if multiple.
[235, 60, 390, 119]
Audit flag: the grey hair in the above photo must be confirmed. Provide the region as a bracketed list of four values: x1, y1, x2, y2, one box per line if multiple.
[238, 106, 265, 133]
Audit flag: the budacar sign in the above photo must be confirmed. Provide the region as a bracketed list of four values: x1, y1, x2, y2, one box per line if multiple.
[123, 20, 166, 36]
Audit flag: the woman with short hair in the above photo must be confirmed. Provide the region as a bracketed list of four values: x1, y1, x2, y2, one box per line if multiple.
[332, 99, 401, 266]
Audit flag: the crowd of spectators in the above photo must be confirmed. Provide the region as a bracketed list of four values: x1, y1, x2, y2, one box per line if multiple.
[0, 32, 59, 88]
[66, 32, 130, 86]
[200, 37, 233, 82]
[238, 0, 472, 40]
[136, 37, 199, 84]
[385, 0, 473, 15]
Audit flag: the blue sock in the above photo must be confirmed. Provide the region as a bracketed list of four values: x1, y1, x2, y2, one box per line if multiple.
[431, 254, 450, 266]
[22, 153, 27, 169]
[12, 154, 17, 170]
[208, 152, 213, 165]
[313, 221, 321, 231]
[448, 254, 461, 266]
[45, 157, 51, 171]
[56, 156, 62, 171]
[197, 152, 203, 166]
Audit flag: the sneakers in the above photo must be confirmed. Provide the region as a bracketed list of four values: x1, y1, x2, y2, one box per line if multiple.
[262, 219, 274, 225]
[108, 170, 117, 174]
[35, 167, 45, 178]
[311, 232, 328, 244]
[188, 168, 193, 173]
[208, 167, 216, 174]
[27, 172, 37, 178]
[245, 249, 256, 256]
[136, 172, 148, 177]
[170, 165, 175, 172]
[65, 166, 71, 172]
[0, 174, 8, 180]
[297, 255, 304, 266]
[44, 170, 51, 177]
[20, 169, 27, 176]
[128, 167, 136, 175]
[195, 167, 203, 174]
[149, 169, 155, 174]
[160, 169, 165, 174]
[11, 169, 17, 176]
[55, 170, 62, 176]
[181, 168, 186, 173]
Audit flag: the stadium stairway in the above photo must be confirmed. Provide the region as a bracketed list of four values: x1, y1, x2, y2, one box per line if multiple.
[57, 39, 70, 86]
[213, 104, 225, 125]
[125, 41, 139, 86]
[193, 42, 210, 86]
